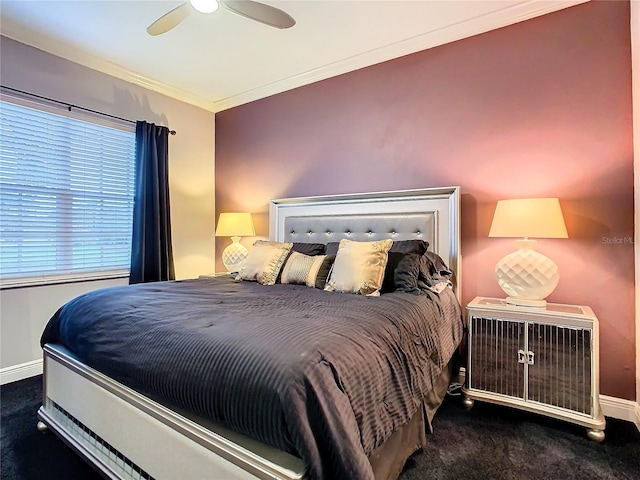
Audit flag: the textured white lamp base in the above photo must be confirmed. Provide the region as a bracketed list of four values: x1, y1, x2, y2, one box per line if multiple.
[495, 239, 559, 308]
[221, 237, 249, 273]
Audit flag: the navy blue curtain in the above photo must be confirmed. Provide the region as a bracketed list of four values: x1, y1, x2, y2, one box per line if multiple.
[129, 121, 175, 284]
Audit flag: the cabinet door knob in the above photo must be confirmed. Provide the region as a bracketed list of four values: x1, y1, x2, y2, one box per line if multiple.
[527, 351, 535, 365]
[517, 349, 527, 363]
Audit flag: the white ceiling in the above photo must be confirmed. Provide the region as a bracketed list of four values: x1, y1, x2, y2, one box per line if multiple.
[0, 0, 586, 112]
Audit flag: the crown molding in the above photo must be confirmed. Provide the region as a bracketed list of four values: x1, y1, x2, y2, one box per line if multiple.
[1, 0, 587, 113]
[211, 0, 588, 111]
[0, 28, 217, 112]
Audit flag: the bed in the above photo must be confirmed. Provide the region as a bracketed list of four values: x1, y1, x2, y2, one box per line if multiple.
[37, 187, 463, 480]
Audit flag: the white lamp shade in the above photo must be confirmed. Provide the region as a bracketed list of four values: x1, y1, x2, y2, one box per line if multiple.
[489, 198, 568, 239]
[489, 198, 567, 307]
[215, 212, 255, 237]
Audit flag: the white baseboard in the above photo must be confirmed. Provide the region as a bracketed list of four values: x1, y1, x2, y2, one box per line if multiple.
[0, 359, 43, 385]
[600, 394, 640, 429]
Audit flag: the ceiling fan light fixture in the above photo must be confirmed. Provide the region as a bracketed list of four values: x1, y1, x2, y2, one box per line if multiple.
[190, 0, 219, 14]
[148, 0, 295, 36]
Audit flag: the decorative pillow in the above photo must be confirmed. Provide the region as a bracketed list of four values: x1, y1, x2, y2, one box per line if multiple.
[237, 241, 293, 285]
[275, 243, 327, 283]
[381, 240, 430, 293]
[292, 243, 326, 256]
[281, 252, 335, 288]
[324, 239, 393, 296]
[418, 251, 453, 289]
[325, 242, 340, 256]
[390, 239, 429, 254]
[314, 255, 335, 288]
[392, 253, 422, 294]
[327, 239, 428, 257]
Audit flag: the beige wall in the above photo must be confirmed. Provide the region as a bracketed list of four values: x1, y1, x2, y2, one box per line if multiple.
[0, 37, 216, 371]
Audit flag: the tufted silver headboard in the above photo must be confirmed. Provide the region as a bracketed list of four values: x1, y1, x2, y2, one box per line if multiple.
[269, 187, 460, 298]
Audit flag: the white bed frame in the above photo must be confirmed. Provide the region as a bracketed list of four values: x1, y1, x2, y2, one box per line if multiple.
[37, 186, 460, 480]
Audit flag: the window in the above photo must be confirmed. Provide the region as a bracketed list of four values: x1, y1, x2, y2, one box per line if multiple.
[0, 98, 136, 287]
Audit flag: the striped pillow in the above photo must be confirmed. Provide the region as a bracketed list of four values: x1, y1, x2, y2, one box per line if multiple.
[281, 252, 333, 288]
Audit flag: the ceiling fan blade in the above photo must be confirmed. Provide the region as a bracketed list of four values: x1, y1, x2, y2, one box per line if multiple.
[147, 2, 193, 36]
[220, 0, 295, 29]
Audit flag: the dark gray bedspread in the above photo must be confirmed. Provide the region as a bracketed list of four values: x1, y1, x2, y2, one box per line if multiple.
[41, 276, 463, 480]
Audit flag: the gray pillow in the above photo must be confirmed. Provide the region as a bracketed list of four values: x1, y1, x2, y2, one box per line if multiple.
[292, 243, 326, 256]
[381, 240, 430, 293]
[418, 251, 453, 289]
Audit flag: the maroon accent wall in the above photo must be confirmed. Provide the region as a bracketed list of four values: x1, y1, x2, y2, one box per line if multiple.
[216, 1, 634, 399]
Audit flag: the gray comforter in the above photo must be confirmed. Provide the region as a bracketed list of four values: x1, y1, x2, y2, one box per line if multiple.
[41, 276, 463, 480]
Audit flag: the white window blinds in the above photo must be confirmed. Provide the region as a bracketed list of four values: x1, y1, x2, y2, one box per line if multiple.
[0, 99, 136, 287]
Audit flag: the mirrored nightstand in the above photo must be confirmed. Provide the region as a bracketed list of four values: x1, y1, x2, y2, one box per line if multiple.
[463, 296, 605, 442]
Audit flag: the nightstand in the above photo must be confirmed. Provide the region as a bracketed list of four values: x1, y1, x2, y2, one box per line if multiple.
[462, 296, 606, 441]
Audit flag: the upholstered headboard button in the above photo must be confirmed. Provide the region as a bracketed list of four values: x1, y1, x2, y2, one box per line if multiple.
[282, 212, 437, 249]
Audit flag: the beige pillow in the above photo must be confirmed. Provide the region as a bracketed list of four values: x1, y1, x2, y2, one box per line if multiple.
[324, 239, 393, 296]
[281, 251, 330, 288]
[237, 241, 293, 285]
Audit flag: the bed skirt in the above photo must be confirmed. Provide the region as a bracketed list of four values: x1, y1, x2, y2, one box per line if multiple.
[369, 360, 453, 480]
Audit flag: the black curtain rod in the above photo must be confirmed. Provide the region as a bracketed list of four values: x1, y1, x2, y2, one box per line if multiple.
[1, 85, 176, 135]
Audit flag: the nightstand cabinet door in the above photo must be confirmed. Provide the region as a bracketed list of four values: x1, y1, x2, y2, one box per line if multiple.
[468, 316, 525, 399]
[527, 323, 592, 415]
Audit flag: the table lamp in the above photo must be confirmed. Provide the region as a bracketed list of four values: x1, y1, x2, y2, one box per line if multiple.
[215, 212, 255, 272]
[489, 198, 568, 307]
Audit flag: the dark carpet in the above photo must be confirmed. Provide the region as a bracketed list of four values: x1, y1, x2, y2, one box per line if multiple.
[2, 376, 639, 480]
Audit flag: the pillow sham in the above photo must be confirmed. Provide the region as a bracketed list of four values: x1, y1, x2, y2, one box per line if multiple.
[281, 252, 335, 288]
[275, 243, 327, 284]
[292, 243, 326, 256]
[381, 240, 430, 293]
[325, 242, 340, 256]
[326, 239, 428, 256]
[393, 253, 422, 294]
[324, 239, 393, 296]
[418, 251, 453, 289]
[314, 255, 335, 288]
[237, 241, 293, 285]
[389, 239, 429, 255]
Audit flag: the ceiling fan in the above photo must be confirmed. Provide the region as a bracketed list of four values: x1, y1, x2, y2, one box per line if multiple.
[147, 0, 296, 36]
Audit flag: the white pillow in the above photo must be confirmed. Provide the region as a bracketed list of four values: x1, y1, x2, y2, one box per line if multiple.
[237, 241, 293, 285]
[324, 239, 393, 296]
